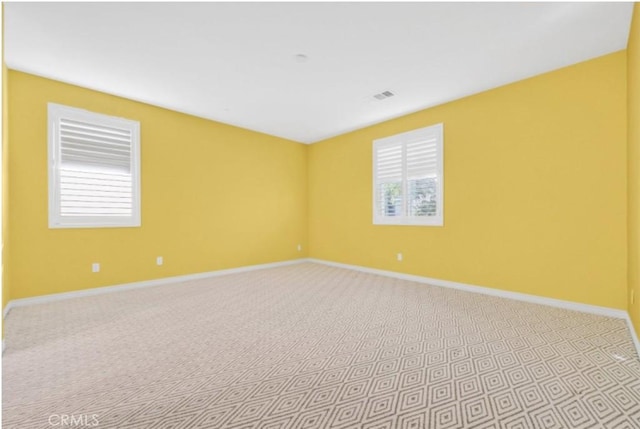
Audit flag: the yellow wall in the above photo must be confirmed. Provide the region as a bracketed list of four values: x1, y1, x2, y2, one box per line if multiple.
[2, 64, 8, 311]
[2, 49, 633, 315]
[6, 71, 307, 300]
[309, 51, 628, 310]
[628, 4, 640, 338]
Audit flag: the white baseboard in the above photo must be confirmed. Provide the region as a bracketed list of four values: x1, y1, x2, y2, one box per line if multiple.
[309, 258, 628, 318]
[3, 258, 310, 317]
[3, 301, 11, 319]
[310, 258, 640, 357]
[310, 258, 640, 358]
[623, 313, 640, 358]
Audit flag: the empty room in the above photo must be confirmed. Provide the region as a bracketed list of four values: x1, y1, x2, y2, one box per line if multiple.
[2, 2, 640, 428]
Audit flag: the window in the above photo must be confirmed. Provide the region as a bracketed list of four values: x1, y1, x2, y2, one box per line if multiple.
[48, 103, 140, 228]
[373, 123, 443, 226]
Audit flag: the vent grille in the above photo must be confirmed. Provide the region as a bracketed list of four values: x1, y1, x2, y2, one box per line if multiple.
[373, 90, 395, 100]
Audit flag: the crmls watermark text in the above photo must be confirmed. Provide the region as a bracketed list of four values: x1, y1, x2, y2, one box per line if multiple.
[48, 414, 99, 427]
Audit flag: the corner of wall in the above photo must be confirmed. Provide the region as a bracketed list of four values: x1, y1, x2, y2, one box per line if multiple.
[628, 3, 640, 340]
[2, 64, 9, 319]
[1, 4, 9, 324]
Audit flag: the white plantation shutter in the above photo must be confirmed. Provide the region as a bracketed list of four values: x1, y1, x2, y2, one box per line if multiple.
[374, 142, 404, 218]
[373, 123, 443, 226]
[406, 134, 438, 180]
[48, 103, 140, 228]
[375, 143, 403, 183]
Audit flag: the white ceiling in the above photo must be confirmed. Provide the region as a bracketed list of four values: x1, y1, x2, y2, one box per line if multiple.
[4, 2, 634, 144]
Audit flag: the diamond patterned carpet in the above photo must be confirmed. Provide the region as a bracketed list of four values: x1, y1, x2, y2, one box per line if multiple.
[3, 262, 640, 428]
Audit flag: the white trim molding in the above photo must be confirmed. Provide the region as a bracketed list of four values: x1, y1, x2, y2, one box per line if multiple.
[3, 302, 11, 319]
[309, 258, 626, 317]
[308, 258, 640, 357]
[3, 258, 310, 317]
[623, 313, 640, 357]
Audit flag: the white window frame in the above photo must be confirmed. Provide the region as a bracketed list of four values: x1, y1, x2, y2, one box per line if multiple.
[373, 123, 444, 226]
[48, 103, 141, 228]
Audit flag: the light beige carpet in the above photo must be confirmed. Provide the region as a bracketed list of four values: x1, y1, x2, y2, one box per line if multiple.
[3, 262, 640, 428]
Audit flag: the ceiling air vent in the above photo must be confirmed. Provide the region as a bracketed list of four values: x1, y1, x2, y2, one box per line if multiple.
[373, 90, 395, 100]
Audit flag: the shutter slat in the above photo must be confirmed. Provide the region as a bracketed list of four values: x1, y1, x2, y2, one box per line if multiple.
[60, 171, 132, 184]
[61, 184, 132, 193]
[61, 147, 131, 163]
[61, 209, 132, 216]
[60, 157, 130, 170]
[60, 118, 132, 138]
[60, 168, 131, 179]
[61, 201, 132, 209]
[58, 190, 132, 198]
[61, 130, 132, 146]
[407, 138, 438, 179]
[62, 196, 132, 203]
[61, 138, 132, 153]
[375, 142, 403, 184]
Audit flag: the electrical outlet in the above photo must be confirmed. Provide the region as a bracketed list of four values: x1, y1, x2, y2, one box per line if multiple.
[157, 256, 163, 266]
[397, 253, 403, 261]
[297, 244, 302, 252]
[92, 263, 100, 273]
